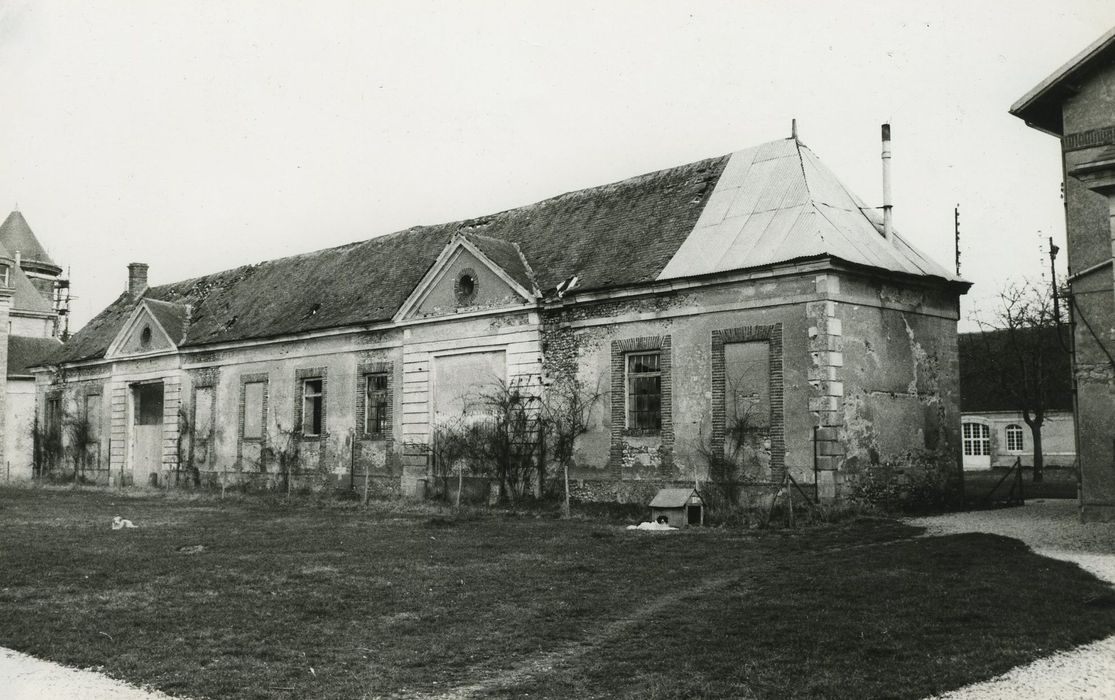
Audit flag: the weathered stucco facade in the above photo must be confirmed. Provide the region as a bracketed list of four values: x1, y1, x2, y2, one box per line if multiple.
[1012, 27, 1115, 520]
[36, 136, 968, 504]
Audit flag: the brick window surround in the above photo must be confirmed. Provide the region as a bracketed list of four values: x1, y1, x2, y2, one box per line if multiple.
[294, 367, 328, 440]
[610, 335, 673, 458]
[190, 383, 216, 469]
[711, 324, 785, 478]
[237, 373, 269, 463]
[189, 368, 219, 469]
[356, 361, 394, 441]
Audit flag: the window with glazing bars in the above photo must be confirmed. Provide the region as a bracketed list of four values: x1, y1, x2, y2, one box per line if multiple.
[627, 352, 661, 431]
[302, 378, 323, 436]
[1005, 424, 1024, 452]
[962, 422, 990, 456]
[365, 373, 388, 435]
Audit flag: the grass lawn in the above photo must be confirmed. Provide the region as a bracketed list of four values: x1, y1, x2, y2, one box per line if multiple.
[1, 488, 1114, 699]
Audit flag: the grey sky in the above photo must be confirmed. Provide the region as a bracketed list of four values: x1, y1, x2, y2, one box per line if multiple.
[1, 0, 1112, 331]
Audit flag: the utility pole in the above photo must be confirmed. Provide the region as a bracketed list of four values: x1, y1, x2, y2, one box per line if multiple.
[1049, 236, 1062, 325]
[954, 205, 961, 276]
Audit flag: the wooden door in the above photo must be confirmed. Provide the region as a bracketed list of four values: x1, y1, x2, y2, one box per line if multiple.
[131, 383, 165, 486]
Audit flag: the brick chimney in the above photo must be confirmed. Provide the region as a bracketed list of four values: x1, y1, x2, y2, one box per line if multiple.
[128, 262, 149, 297]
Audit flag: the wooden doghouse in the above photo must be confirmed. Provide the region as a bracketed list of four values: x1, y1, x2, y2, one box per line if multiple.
[649, 488, 704, 527]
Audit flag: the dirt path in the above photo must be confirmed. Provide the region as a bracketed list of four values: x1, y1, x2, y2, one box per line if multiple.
[428, 572, 745, 700]
[909, 500, 1115, 700]
[425, 536, 914, 700]
[0, 646, 172, 700]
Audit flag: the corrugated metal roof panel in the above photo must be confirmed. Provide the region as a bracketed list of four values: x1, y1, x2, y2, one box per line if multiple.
[774, 209, 829, 261]
[752, 154, 806, 213]
[668, 217, 748, 277]
[695, 184, 737, 228]
[725, 157, 778, 219]
[800, 147, 858, 209]
[752, 138, 797, 163]
[658, 140, 964, 283]
[711, 143, 759, 191]
[747, 205, 808, 264]
[712, 210, 776, 272]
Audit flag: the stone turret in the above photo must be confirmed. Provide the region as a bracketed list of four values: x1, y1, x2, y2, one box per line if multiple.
[0, 210, 63, 305]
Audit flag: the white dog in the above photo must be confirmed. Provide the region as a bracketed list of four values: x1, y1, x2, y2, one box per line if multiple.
[112, 516, 137, 530]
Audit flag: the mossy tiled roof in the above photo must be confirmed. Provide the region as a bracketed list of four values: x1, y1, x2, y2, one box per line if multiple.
[52, 137, 964, 366]
[8, 335, 62, 378]
[54, 153, 728, 363]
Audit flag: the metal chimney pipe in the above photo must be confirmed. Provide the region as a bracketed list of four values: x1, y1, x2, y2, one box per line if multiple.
[882, 123, 893, 241]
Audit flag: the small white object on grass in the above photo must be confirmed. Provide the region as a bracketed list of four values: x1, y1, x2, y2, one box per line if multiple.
[626, 521, 677, 531]
[112, 516, 137, 530]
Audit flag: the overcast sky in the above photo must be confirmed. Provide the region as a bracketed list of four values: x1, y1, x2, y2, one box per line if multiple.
[2, 0, 1113, 332]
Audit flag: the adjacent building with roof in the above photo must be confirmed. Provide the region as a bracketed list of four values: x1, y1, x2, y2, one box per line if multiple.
[35, 135, 969, 503]
[958, 329, 1075, 471]
[1011, 26, 1115, 521]
[0, 210, 67, 479]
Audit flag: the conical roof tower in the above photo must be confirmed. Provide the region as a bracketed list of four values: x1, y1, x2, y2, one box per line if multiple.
[0, 210, 63, 303]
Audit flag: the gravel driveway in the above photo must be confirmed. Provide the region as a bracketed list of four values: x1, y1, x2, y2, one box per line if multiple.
[0, 646, 172, 700]
[908, 499, 1115, 700]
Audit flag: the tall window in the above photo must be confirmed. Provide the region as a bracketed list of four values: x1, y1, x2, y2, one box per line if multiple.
[45, 395, 61, 436]
[1005, 424, 1024, 452]
[365, 374, 388, 435]
[627, 352, 662, 431]
[301, 379, 324, 436]
[962, 422, 990, 456]
[84, 394, 101, 442]
[243, 381, 265, 440]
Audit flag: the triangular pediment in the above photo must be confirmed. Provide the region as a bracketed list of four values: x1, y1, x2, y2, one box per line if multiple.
[105, 300, 183, 358]
[394, 235, 538, 322]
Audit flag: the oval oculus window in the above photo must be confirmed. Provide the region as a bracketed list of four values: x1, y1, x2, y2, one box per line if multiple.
[455, 269, 478, 305]
[139, 325, 153, 348]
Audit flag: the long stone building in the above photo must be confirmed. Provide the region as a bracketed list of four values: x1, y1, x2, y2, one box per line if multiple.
[1011, 26, 1115, 521]
[35, 135, 969, 503]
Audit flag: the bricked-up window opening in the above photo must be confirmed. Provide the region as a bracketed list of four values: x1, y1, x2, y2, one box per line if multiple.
[243, 381, 265, 439]
[84, 395, 101, 441]
[627, 352, 662, 431]
[84, 394, 102, 471]
[302, 379, 324, 436]
[724, 341, 771, 464]
[134, 383, 164, 425]
[365, 374, 389, 435]
[962, 422, 990, 456]
[45, 396, 61, 436]
[1006, 424, 1024, 452]
[193, 386, 214, 464]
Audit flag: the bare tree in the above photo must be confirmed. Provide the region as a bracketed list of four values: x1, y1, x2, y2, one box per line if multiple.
[541, 375, 604, 518]
[428, 419, 473, 506]
[63, 409, 98, 485]
[971, 281, 1071, 483]
[267, 423, 302, 496]
[33, 406, 64, 481]
[466, 377, 542, 503]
